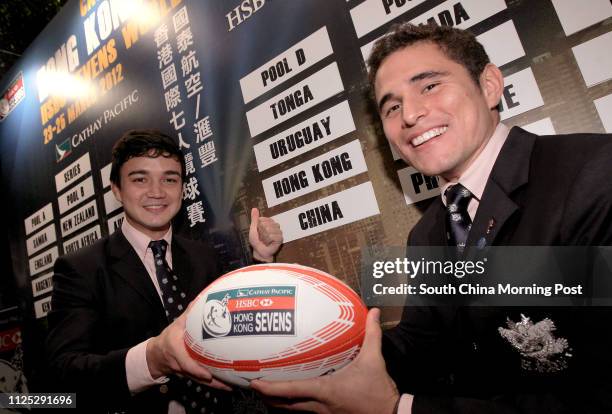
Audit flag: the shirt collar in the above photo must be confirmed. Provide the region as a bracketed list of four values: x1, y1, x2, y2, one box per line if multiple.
[440, 122, 510, 205]
[121, 218, 172, 262]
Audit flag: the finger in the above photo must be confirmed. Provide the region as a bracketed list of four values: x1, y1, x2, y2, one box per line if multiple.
[180, 372, 232, 391]
[257, 217, 280, 227]
[206, 377, 233, 392]
[175, 346, 214, 382]
[179, 360, 214, 382]
[257, 221, 282, 244]
[258, 223, 282, 238]
[264, 399, 327, 413]
[251, 378, 323, 400]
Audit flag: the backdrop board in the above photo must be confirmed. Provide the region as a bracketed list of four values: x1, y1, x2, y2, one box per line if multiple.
[0, 0, 611, 392]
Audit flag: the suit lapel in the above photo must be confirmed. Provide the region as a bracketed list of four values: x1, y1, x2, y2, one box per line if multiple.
[107, 230, 166, 314]
[430, 200, 448, 245]
[467, 127, 536, 248]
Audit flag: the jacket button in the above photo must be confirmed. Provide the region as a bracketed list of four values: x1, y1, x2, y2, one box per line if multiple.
[160, 384, 168, 394]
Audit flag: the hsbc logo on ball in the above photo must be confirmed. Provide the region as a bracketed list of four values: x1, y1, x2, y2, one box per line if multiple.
[202, 286, 295, 339]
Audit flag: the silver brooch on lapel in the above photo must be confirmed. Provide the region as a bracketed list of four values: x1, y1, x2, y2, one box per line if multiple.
[498, 314, 572, 373]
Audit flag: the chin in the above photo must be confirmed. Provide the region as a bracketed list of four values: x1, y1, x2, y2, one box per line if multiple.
[409, 163, 439, 177]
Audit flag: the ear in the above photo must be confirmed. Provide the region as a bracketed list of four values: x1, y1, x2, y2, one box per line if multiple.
[110, 182, 123, 204]
[479, 63, 504, 110]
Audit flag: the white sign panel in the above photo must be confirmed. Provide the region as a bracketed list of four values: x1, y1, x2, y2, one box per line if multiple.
[253, 101, 356, 172]
[411, 0, 507, 29]
[263, 140, 368, 207]
[100, 162, 112, 189]
[55, 153, 91, 193]
[572, 32, 612, 87]
[246, 63, 344, 137]
[34, 296, 52, 319]
[240, 27, 334, 104]
[350, 0, 427, 38]
[522, 118, 556, 136]
[29, 246, 58, 277]
[32, 272, 53, 298]
[594, 93, 612, 133]
[500, 68, 544, 121]
[24, 203, 53, 236]
[26, 224, 57, 257]
[476, 20, 525, 68]
[60, 199, 98, 237]
[397, 167, 440, 205]
[63, 225, 102, 255]
[361, 19, 522, 68]
[58, 176, 95, 214]
[272, 182, 380, 243]
[551, 0, 612, 36]
[108, 212, 125, 234]
[104, 190, 122, 215]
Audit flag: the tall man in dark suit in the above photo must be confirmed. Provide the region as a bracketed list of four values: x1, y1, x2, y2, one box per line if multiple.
[252, 23, 612, 413]
[46, 129, 283, 413]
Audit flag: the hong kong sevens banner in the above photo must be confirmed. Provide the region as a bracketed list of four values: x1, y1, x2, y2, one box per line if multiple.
[1, 0, 612, 328]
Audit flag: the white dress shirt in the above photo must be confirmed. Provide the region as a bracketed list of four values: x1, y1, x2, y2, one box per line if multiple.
[121, 219, 186, 414]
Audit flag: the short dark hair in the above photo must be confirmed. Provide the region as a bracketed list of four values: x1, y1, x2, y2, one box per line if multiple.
[110, 129, 186, 187]
[367, 22, 490, 98]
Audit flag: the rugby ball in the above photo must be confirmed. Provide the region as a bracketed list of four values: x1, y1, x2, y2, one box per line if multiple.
[184, 263, 367, 387]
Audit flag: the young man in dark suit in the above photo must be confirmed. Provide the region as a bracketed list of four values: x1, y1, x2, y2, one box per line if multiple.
[46, 129, 283, 413]
[252, 23, 612, 413]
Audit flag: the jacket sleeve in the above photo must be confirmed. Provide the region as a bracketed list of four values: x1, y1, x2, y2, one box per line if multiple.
[45, 255, 133, 407]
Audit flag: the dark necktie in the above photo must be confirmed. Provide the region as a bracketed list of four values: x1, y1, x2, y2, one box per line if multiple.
[445, 184, 473, 253]
[148, 240, 229, 414]
[149, 240, 186, 321]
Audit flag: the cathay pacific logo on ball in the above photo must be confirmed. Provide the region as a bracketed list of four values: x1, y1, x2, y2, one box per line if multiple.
[202, 286, 296, 339]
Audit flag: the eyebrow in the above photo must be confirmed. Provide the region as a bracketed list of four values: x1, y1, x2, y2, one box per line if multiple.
[127, 170, 182, 177]
[377, 70, 449, 112]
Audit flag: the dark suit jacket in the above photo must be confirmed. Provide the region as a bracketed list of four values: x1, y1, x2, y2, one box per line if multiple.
[46, 229, 224, 413]
[383, 127, 612, 413]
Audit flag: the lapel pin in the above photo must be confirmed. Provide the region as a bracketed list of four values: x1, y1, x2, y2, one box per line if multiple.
[486, 218, 496, 235]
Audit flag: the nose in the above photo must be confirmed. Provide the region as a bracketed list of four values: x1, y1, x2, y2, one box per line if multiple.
[146, 181, 166, 198]
[401, 97, 427, 128]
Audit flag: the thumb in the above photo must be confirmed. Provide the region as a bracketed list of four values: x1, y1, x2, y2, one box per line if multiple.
[360, 308, 382, 356]
[250, 208, 260, 232]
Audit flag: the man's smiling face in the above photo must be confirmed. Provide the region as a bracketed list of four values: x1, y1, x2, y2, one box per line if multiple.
[374, 41, 501, 181]
[111, 153, 183, 239]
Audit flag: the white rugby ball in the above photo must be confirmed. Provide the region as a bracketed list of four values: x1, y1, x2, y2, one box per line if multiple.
[184, 263, 367, 387]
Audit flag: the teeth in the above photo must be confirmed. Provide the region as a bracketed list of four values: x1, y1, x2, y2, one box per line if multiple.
[411, 126, 448, 146]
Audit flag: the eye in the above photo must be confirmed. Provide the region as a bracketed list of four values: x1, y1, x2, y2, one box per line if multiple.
[423, 83, 439, 93]
[164, 177, 179, 184]
[132, 177, 146, 183]
[384, 103, 401, 118]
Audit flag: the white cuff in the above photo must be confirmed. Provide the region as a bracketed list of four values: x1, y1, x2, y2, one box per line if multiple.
[125, 338, 169, 395]
[397, 394, 414, 414]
